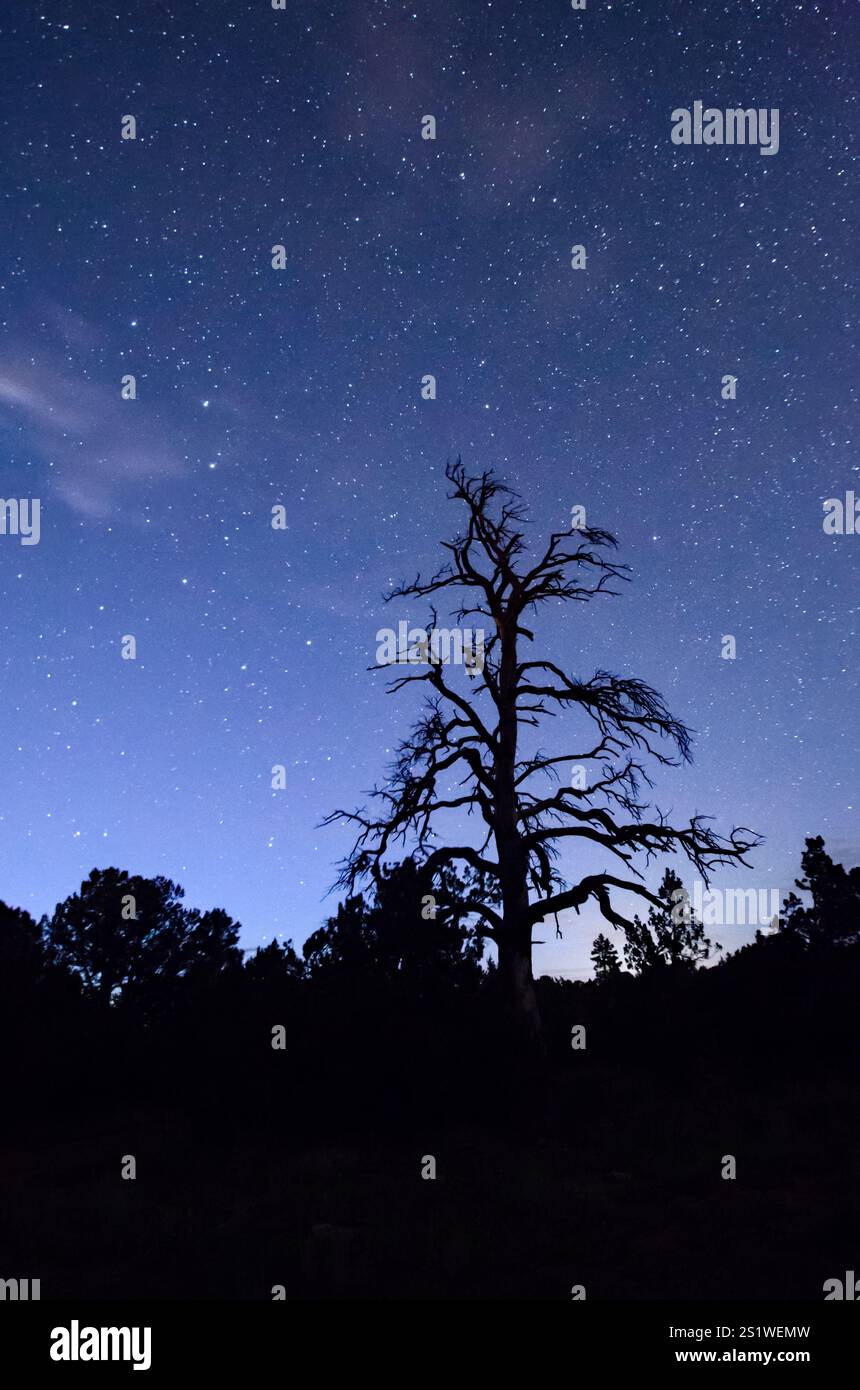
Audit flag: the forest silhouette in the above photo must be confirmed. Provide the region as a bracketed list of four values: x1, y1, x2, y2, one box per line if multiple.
[1, 834, 858, 1299]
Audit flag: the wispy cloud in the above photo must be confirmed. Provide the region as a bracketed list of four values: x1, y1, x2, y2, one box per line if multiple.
[0, 340, 186, 519]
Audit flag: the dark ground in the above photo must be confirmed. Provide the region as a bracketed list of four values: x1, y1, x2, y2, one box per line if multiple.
[3, 1063, 857, 1300]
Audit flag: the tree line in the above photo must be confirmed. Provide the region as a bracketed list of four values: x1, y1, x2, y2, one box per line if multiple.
[2, 833, 857, 1007]
[1, 833, 858, 1151]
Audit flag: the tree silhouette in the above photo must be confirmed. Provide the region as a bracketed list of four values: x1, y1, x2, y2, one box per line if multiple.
[0, 900, 44, 979]
[621, 868, 719, 975]
[591, 931, 622, 981]
[780, 836, 860, 948]
[243, 937, 305, 986]
[43, 867, 242, 1007]
[304, 856, 489, 986]
[326, 462, 759, 1046]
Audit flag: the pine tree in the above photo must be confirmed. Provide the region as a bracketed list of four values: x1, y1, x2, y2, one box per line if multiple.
[780, 836, 860, 947]
[622, 868, 719, 976]
[590, 932, 622, 981]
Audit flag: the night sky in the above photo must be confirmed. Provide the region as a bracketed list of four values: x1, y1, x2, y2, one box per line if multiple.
[1, 0, 857, 979]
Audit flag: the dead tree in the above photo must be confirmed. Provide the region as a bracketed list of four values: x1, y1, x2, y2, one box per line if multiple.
[325, 462, 760, 1047]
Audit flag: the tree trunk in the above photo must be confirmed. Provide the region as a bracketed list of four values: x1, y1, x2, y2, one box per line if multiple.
[494, 617, 545, 1053]
[498, 930, 544, 1053]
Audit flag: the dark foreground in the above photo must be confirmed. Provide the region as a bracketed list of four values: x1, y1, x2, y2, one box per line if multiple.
[3, 925, 860, 1300]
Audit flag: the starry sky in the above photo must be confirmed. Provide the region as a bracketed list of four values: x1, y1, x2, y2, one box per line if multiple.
[1, 0, 857, 978]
